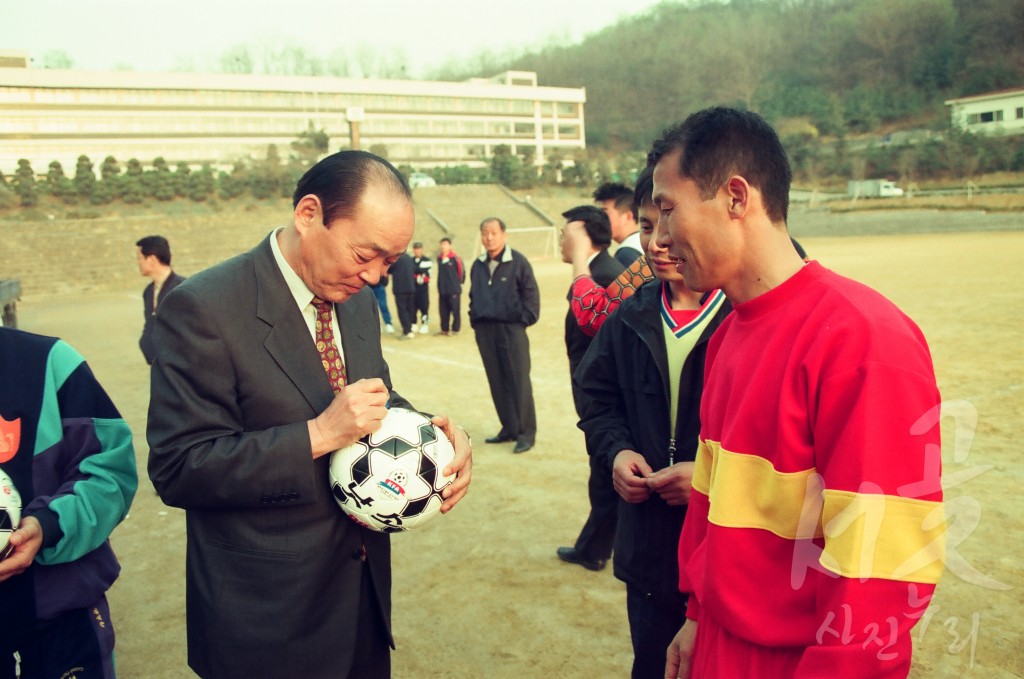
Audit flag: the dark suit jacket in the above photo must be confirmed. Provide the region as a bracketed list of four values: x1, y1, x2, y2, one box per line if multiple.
[139, 271, 185, 365]
[565, 249, 626, 379]
[147, 234, 410, 679]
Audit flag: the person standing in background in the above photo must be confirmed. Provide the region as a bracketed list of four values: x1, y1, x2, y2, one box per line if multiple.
[574, 166, 730, 678]
[136, 235, 185, 365]
[435, 237, 465, 336]
[469, 218, 540, 455]
[412, 242, 433, 334]
[555, 205, 625, 573]
[389, 250, 417, 340]
[369, 275, 395, 334]
[593, 183, 643, 267]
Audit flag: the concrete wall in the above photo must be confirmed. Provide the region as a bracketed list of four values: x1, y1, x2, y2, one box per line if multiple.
[0, 184, 558, 300]
[0, 209, 277, 299]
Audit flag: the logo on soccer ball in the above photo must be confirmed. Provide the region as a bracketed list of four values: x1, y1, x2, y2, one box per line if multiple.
[378, 469, 408, 499]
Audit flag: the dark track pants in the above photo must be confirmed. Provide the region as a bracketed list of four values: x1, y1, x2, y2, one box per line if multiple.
[626, 585, 687, 679]
[1, 599, 116, 679]
[572, 453, 618, 560]
[438, 293, 461, 333]
[393, 292, 415, 335]
[473, 321, 536, 444]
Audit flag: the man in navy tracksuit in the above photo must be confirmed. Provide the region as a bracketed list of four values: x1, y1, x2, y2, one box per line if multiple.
[469, 218, 540, 454]
[411, 242, 433, 334]
[573, 167, 730, 679]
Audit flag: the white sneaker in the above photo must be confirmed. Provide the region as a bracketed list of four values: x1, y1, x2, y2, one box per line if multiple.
[384, 324, 395, 334]
[410, 324, 418, 334]
[419, 324, 429, 334]
[400, 332, 416, 340]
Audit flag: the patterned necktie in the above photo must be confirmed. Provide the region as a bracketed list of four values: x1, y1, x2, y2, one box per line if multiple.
[311, 297, 346, 393]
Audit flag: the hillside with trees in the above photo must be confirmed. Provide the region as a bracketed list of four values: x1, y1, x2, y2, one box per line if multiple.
[433, 0, 1024, 150]
[3, 0, 1023, 216]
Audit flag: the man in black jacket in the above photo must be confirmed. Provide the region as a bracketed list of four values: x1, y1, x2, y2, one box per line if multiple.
[411, 242, 433, 334]
[136, 235, 185, 365]
[469, 218, 540, 454]
[555, 206, 625, 572]
[573, 168, 730, 679]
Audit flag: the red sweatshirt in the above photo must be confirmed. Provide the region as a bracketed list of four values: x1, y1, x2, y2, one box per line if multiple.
[678, 261, 945, 678]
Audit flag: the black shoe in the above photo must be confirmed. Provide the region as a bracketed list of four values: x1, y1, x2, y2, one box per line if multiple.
[485, 433, 515, 444]
[513, 440, 533, 454]
[556, 546, 606, 571]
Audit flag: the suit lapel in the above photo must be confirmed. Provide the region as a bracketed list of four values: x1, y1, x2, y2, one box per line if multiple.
[252, 235, 334, 414]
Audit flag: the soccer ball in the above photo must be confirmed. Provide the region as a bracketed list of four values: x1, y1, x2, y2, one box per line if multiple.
[329, 407, 456, 533]
[0, 468, 22, 561]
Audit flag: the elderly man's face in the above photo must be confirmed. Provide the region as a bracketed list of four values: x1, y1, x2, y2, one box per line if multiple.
[298, 183, 414, 303]
[480, 220, 507, 259]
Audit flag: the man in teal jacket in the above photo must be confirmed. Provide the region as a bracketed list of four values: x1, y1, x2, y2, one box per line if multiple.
[0, 327, 138, 678]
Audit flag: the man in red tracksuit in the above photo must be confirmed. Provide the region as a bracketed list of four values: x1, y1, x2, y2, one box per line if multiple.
[654, 108, 945, 678]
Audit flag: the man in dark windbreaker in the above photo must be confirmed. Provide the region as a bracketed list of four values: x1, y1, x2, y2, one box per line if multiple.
[573, 167, 730, 679]
[469, 217, 540, 455]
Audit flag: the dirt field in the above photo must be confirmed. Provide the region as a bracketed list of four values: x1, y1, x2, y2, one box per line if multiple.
[12, 219, 1023, 678]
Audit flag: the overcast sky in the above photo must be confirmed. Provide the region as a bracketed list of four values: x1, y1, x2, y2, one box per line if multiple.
[3, 0, 668, 78]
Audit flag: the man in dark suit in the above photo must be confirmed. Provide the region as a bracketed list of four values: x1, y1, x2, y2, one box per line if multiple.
[135, 235, 185, 365]
[554, 206, 625, 572]
[146, 151, 473, 679]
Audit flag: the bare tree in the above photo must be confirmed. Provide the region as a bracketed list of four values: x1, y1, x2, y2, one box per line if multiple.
[220, 45, 254, 74]
[39, 50, 73, 69]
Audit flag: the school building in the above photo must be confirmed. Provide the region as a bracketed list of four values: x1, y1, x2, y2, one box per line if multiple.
[0, 52, 587, 174]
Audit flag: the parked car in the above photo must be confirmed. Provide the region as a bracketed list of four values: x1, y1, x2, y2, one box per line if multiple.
[408, 172, 437, 189]
[847, 179, 904, 198]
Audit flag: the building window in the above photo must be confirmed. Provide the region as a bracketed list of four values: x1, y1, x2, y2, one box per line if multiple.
[967, 110, 1004, 124]
[558, 124, 580, 140]
[557, 102, 578, 117]
[1017, 107, 1023, 120]
[514, 122, 535, 136]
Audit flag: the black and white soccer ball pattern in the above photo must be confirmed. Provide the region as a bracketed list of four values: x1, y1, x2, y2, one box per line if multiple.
[0, 468, 22, 561]
[329, 408, 455, 533]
